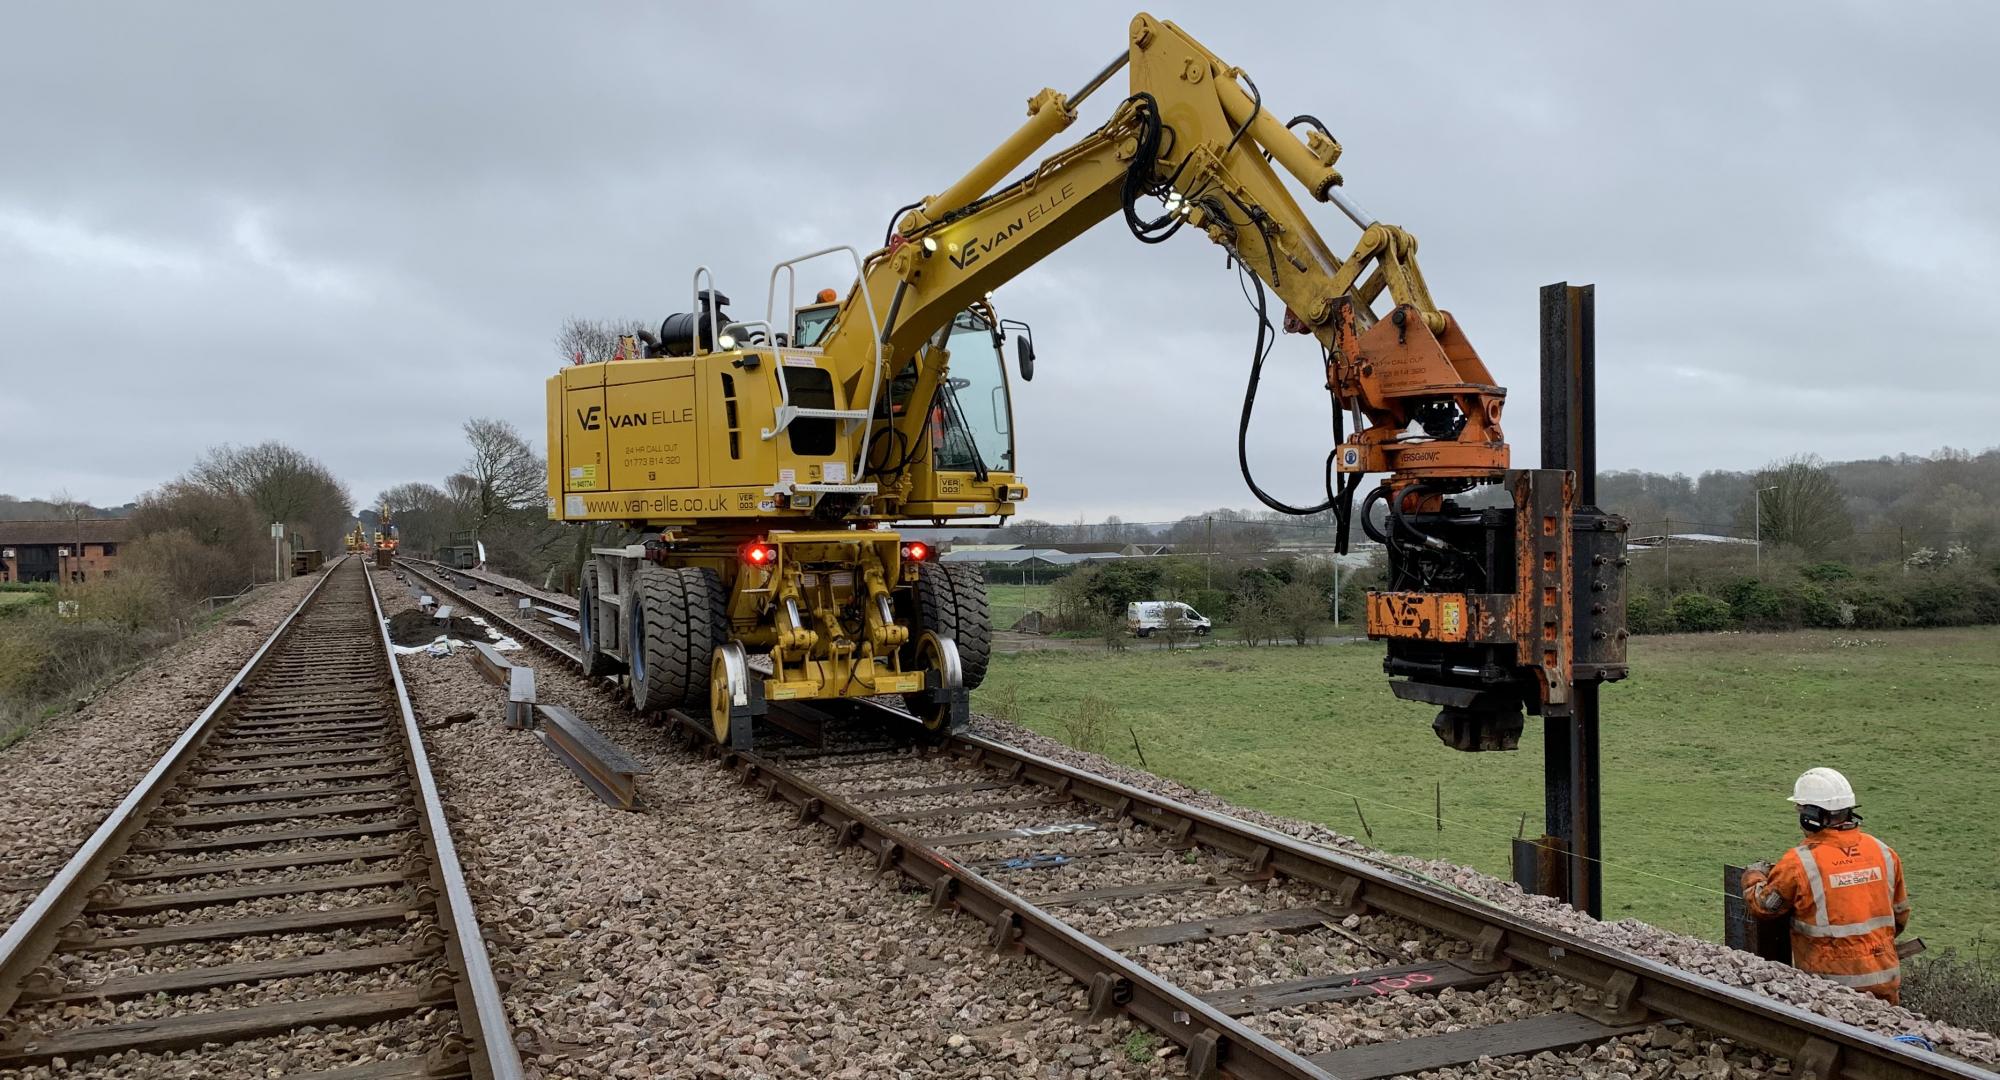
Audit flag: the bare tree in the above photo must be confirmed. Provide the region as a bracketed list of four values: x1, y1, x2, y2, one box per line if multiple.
[557, 317, 650, 363]
[1008, 519, 1061, 546]
[459, 418, 544, 535]
[1749, 454, 1854, 554]
[377, 482, 455, 555]
[187, 442, 352, 550]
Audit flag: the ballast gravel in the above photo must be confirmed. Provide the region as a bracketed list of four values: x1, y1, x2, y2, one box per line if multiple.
[377, 570, 1168, 1078]
[0, 570, 324, 924]
[971, 715, 2000, 1064]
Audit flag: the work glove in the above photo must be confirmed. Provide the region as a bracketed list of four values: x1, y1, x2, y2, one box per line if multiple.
[1748, 860, 1774, 877]
[1741, 862, 1773, 891]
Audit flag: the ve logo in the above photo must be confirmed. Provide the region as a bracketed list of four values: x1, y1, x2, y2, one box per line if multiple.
[577, 405, 602, 431]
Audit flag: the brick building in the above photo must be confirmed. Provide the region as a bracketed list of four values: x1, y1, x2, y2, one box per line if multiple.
[0, 519, 135, 584]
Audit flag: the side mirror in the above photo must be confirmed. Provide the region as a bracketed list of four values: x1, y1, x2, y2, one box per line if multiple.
[1015, 334, 1036, 382]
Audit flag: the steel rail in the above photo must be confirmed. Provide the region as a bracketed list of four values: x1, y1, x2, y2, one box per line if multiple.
[690, 715, 1332, 1080]
[363, 563, 526, 1080]
[423, 566, 1988, 1080]
[0, 559, 344, 1012]
[413, 560, 578, 617]
[395, 560, 582, 664]
[922, 726, 1989, 1080]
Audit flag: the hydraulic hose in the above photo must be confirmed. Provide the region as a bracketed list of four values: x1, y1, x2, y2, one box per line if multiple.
[1236, 269, 1336, 516]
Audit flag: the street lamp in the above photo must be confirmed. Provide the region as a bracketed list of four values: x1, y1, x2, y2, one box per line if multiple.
[1754, 485, 1779, 574]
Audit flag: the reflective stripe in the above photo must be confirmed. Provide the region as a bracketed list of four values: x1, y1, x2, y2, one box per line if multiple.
[1871, 836, 1898, 913]
[1794, 844, 1829, 927]
[1791, 914, 1898, 938]
[1824, 968, 1896, 992]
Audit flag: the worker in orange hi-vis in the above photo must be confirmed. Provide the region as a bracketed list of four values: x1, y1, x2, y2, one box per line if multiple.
[1742, 768, 1911, 1003]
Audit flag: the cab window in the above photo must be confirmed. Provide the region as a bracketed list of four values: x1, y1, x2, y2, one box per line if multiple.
[932, 310, 1015, 474]
[793, 304, 838, 348]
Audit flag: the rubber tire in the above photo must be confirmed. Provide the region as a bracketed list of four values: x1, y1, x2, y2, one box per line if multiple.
[629, 565, 729, 713]
[905, 562, 992, 692]
[942, 564, 991, 690]
[577, 562, 621, 677]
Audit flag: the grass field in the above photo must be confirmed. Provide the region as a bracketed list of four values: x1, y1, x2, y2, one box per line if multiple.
[972, 627, 2000, 953]
[987, 582, 1055, 631]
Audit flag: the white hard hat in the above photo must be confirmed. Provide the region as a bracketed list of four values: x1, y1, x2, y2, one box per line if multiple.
[1789, 767, 1856, 810]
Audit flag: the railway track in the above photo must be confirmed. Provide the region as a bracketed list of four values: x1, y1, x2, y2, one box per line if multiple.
[395, 558, 1985, 1080]
[0, 557, 521, 1079]
[402, 562, 582, 663]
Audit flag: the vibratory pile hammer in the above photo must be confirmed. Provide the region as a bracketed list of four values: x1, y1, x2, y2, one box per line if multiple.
[546, 12, 1626, 750]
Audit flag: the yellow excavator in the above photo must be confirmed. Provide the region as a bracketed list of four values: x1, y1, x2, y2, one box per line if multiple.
[546, 12, 1627, 749]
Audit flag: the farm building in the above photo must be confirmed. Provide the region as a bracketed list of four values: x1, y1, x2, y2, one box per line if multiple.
[0, 519, 134, 584]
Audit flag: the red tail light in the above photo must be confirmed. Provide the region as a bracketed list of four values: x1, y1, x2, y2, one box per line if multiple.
[743, 541, 778, 567]
[901, 541, 930, 562]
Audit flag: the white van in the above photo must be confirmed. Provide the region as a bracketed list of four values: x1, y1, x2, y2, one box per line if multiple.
[1126, 600, 1212, 637]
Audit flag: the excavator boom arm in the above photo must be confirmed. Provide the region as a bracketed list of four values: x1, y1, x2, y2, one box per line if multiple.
[823, 14, 1507, 490]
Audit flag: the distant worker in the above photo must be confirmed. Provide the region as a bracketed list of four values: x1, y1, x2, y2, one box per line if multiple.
[1742, 768, 1910, 1003]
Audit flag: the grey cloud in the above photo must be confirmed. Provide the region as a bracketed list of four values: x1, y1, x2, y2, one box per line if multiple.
[3, 2, 1995, 522]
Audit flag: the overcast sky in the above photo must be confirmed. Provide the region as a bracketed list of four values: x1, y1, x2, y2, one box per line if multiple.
[4, 3, 1995, 523]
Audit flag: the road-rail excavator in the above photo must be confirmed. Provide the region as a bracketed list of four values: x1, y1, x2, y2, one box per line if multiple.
[546, 12, 1628, 750]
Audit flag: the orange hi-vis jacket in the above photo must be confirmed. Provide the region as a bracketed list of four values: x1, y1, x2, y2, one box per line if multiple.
[1743, 827, 1909, 1002]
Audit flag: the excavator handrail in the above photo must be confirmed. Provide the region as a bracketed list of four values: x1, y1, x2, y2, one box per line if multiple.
[763, 245, 886, 470]
[691, 265, 722, 357]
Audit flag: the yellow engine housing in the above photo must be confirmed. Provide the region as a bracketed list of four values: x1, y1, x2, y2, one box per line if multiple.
[545, 343, 1020, 529]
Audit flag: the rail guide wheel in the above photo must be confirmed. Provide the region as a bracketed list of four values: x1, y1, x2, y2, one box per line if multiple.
[904, 630, 969, 732]
[709, 642, 762, 749]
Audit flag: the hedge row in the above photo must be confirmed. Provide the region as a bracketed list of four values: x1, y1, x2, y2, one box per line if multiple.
[1627, 567, 2000, 634]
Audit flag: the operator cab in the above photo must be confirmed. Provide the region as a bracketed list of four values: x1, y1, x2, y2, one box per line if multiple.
[875, 307, 1019, 477]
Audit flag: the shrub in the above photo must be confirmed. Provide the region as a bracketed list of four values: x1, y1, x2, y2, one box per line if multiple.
[1626, 591, 1667, 635]
[125, 528, 255, 603]
[1063, 692, 1115, 754]
[1903, 948, 2000, 1036]
[1273, 581, 1327, 645]
[0, 583, 55, 620]
[1721, 578, 1792, 630]
[80, 572, 180, 631]
[0, 613, 164, 708]
[1901, 571, 2000, 628]
[1096, 610, 1127, 652]
[1799, 561, 1856, 584]
[1841, 584, 1907, 629]
[1234, 594, 1276, 646]
[1669, 592, 1733, 632]
[1796, 583, 1845, 628]
[0, 621, 52, 700]
[1902, 580, 1963, 628]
